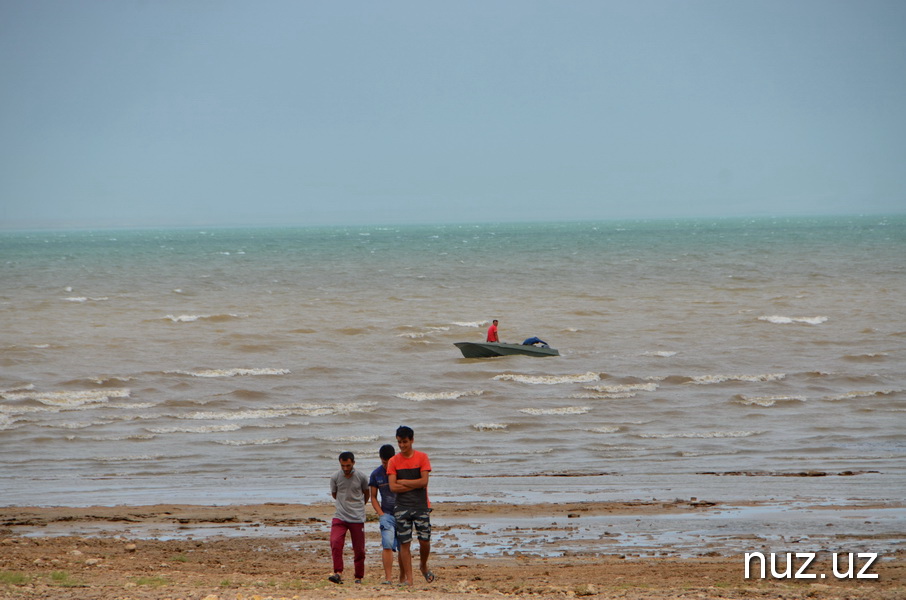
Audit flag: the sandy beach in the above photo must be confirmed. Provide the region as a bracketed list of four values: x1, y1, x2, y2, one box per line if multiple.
[1, 500, 903, 600]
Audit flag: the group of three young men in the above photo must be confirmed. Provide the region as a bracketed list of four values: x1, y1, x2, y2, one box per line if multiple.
[328, 425, 434, 586]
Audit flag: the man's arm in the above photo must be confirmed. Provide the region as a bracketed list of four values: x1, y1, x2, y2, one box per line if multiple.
[369, 486, 382, 514]
[388, 470, 429, 493]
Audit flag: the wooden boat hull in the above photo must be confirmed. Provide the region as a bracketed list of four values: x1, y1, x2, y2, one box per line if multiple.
[454, 342, 560, 358]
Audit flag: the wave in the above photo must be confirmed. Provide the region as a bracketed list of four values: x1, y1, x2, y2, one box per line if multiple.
[843, 353, 889, 362]
[589, 426, 620, 433]
[0, 388, 131, 407]
[321, 435, 380, 443]
[176, 402, 377, 420]
[79, 433, 156, 442]
[494, 372, 600, 385]
[63, 296, 109, 302]
[734, 394, 806, 407]
[820, 389, 898, 401]
[162, 313, 244, 323]
[0, 383, 34, 394]
[758, 315, 828, 325]
[638, 430, 761, 439]
[146, 424, 243, 434]
[519, 406, 591, 415]
[395, 390, 483, 402]
[451, 321, 486, 328]
[585, 383, 658, 393]
[686, 373, 786, 385]
[473, 423, 507, 431]
[167, 368, 290, 378]
[641, 351, 677, 358]
[568, 392, 637, 400]
[212, 438, 289, 446]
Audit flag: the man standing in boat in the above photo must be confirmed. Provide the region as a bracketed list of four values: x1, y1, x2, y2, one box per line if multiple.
[486, 319, 499, 342]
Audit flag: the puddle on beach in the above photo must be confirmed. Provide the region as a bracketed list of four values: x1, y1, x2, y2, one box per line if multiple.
[14, 503, 905, 559]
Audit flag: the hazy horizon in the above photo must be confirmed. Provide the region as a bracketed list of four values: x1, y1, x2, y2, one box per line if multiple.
[2, 1, 905, 230]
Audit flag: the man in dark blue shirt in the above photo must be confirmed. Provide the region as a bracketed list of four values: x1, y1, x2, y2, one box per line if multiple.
[369, 444, 402, 585]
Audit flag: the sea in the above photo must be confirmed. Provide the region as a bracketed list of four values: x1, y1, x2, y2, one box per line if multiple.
[1, 216, 904, 509]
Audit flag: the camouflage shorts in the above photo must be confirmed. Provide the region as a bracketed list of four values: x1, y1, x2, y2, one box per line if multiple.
[394, 508, 432, 544]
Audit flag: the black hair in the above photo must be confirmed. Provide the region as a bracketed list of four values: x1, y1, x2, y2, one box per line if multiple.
[396, 425, 414, 440]
[338, 451, 355, 462]
[379, 444, 396, 460]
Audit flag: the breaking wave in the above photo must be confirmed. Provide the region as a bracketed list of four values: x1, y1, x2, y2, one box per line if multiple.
[758, 315, 828, 325]
[519, 406, 591, 415]
[687, 373, 786, 385]
[638, 430, 761, 439]
[396, 390, 483, 401]
[167, 368, 290, 378]
[494, 372, 600, 385]
[473, 423, 508, 431]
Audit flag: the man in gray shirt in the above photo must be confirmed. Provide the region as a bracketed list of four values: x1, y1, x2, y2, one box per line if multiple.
[328, 451, 370, 584]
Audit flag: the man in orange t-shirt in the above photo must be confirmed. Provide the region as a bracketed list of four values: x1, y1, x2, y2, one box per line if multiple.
[387, 426, 434, 586]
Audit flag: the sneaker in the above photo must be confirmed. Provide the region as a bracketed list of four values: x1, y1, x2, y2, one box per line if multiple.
[328, 573, 342, 584]
[354, 578, 362, 584]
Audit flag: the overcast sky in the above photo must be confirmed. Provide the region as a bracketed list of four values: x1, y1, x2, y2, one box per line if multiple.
[1, 1, 904, 229]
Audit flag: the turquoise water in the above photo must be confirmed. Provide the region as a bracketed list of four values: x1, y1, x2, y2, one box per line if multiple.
[1, 216, 904, 506]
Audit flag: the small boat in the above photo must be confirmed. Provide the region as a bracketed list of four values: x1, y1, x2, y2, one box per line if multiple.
[454, 342, 560, 358]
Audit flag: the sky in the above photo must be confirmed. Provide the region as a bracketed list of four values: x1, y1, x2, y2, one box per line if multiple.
[1, 1, 905, 229]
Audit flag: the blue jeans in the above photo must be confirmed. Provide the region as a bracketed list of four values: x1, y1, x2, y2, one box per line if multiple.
[379, 513, 400, 551]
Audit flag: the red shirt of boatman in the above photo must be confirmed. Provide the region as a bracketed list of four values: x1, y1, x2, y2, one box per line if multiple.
[486, 319, 499, 342]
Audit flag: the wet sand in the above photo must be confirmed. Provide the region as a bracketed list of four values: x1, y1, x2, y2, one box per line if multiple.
[1, 501, 903, 599]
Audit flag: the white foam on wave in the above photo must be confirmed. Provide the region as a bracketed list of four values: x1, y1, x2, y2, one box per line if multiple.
[64, 296, 108, 302]
[680, 449, 741, 457]
[473, 422, 507, 431]
[45, 420, 115, 430]
[569, 392, 637, 400]
[178, 402, 376, 420]
[758, 315, 829, 325]
[638, 430, 761, 439]
[81, 433, 156, 441]
[689, 373, 785, 384]
[146, 424, 243, 434]
[585, 383, 659, 393]
[735, 395, 806, 407]
[494, 372, 600, 385]
[162, 314, 244, 323]
[821, 389, 898, 401]
[642, 351, 677, 358]
[168, 368, 291, 378]
[0, 388, 131, 407]
[0, 384, 34, 394]
[519, 406, 591, 415]
[213, 438, 288, 446]
[451, 321, 486, 328]
[589, 426, 620, 433]
[94, 454, 171, 462]
[322, 435, 379, 443]
[396, 390, 483, 402]
[89, 376, 135, 384]
[397, 332, 427, 339]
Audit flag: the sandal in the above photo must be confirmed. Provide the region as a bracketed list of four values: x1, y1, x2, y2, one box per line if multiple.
[328, 573, 342, 584]
[423, 570, 436, 583]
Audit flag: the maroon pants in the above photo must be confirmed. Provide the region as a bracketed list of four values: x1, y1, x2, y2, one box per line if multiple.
[330, 518, 365, 579]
